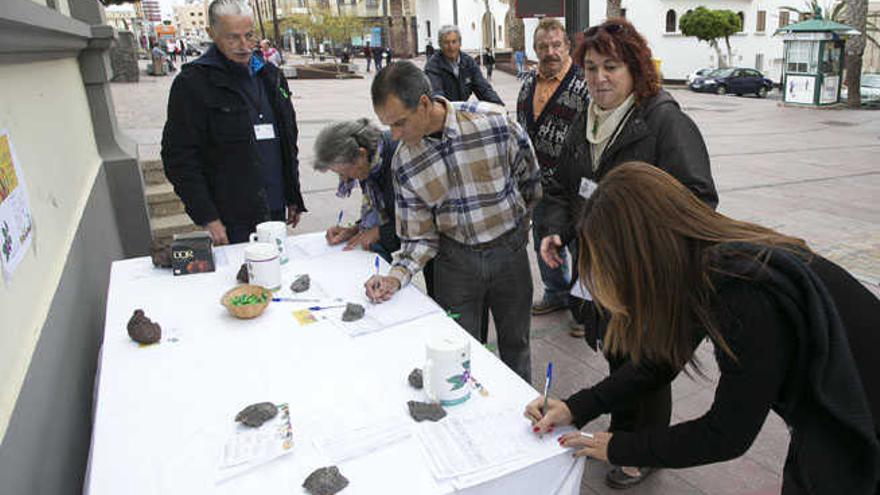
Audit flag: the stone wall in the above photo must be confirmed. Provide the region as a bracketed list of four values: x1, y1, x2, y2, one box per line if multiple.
[110, 31, 139, 82]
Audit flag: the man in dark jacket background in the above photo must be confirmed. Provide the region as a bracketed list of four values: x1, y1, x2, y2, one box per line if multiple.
[161, 0, 306, 245]
[423, 25, 503, 105]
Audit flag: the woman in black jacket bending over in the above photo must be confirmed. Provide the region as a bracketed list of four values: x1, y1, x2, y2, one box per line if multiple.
[539, 18, 717, 488]
[527, 163, 880, 495]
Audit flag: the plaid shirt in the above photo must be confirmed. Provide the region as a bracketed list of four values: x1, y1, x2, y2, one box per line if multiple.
[389, 98, 542, 286]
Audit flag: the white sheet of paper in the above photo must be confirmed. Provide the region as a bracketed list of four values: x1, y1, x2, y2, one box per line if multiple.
[0, 129, 34, 281]
[217, 403, 293, 482]
[287, 233, 344, 259]
[415, 408, 561, 480]
[313, 416, 412, 463]
[569, 280, 592, 301]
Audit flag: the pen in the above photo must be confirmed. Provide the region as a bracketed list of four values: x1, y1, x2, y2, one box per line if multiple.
[336, 210, 343, 226]
[542, 362, 553, 415]
[307, 304, 347, 312]
[271, 297, 320, 302]
[374, 255, 380, 276]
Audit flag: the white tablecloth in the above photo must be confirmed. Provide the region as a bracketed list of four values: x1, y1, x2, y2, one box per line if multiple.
[85, 233, 584, 494]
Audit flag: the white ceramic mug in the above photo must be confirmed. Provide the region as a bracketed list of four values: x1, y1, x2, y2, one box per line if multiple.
[424, 333, 471, 406]
[244, 242, 281, 291]
[249, 221, 288, 264]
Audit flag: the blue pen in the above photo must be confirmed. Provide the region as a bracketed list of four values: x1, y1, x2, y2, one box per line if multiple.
[308, 304, 346, 312]
[336, 210, 343, 226]
[374, 255, 380, 276]
[542, 362, 553, 414]
[272, 297, 320, 302]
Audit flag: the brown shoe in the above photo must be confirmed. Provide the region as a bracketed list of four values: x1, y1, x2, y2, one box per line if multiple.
[605, 466, 655, 489]
[531, 299, 566, 315]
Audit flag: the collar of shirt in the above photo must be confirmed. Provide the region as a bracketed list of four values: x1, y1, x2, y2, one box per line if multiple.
[421, 97, 461, 144]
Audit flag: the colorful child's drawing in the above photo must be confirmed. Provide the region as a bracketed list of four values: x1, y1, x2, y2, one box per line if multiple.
[0, 134, 20, 204]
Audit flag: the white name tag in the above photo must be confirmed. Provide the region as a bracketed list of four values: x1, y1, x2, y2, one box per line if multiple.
[578, 177, 598, 199]
[254, 123, 276, 141]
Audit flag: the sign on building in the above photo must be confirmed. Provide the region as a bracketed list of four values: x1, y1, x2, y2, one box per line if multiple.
[516, 0, 564, 18]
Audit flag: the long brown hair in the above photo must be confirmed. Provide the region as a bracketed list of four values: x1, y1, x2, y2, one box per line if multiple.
[578, 162, 809, 371]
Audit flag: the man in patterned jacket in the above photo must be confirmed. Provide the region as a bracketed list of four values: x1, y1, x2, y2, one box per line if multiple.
[516, 18, 588, 335]
[365, 61, 542, 383]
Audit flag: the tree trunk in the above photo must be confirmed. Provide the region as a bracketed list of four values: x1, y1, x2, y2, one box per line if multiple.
[710, 40, 724, 68]
[606, 0, 622, 18]
[845, 0, 868, 107]
[724, 36, 734, 68]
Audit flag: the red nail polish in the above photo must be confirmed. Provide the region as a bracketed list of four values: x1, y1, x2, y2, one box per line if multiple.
[533, 426, 540, 432]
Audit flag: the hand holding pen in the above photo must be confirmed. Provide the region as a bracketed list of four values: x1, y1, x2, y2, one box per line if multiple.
[523, 362, 574, 435]
[364, 255, 398, 303]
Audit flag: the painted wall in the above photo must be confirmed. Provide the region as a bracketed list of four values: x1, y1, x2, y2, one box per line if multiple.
[0, 58, 102, 441]
[0, 166, 123, 495]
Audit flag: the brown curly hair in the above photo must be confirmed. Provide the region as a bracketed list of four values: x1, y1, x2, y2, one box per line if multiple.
[573, 18, 660, 102]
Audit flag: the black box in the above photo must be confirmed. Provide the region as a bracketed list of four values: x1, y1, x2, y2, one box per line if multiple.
[171, 231, 215, 276]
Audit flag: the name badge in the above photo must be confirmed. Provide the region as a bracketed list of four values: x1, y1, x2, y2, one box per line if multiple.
[578, 177, 598, 199]
[254, 123, 276, 141]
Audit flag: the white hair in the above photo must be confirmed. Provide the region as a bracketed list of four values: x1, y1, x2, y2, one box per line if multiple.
[438, 25, 461, 43]
[208, 0, 253, 28]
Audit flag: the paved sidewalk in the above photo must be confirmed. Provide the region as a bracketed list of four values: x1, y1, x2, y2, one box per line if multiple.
[110, 57, 879, 495]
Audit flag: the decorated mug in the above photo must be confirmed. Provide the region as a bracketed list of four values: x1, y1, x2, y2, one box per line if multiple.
[424, 333, 471, 406]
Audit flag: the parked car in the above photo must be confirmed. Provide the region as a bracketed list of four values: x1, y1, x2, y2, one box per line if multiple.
[841, 73, 880, 101]
[686, 67, 714, 85]
[689, 67, 775, 97]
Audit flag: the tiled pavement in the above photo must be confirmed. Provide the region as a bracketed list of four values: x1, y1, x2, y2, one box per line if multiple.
[110, 54, 879, 494]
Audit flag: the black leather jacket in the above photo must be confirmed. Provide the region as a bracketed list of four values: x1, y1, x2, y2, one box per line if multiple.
[542, 89, 718, 244]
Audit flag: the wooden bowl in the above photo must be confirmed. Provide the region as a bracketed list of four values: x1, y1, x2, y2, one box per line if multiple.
[221, 284, 271, 319]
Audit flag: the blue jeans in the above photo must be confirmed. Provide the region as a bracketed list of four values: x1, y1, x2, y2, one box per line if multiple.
[532, 201, 571, 306]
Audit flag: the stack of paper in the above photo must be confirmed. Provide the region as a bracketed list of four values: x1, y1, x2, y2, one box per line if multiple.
[415, 408, 551, 480]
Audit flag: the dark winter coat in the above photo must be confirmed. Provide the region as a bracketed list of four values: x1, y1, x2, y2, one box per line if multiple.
[541, 89, 717, 244]
[161, 45, 305, 227]
[423, 51, 503, 105]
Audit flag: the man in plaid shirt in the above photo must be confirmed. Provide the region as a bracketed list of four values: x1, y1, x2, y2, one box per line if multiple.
[365, 61, 541, 383]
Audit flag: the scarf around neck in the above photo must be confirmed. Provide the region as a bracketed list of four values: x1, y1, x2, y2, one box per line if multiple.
[586, 93, 636, 170]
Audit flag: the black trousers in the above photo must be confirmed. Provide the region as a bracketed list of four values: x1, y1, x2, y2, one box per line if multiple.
[225, 209, 285, 244]
[576, 298, 672, 439]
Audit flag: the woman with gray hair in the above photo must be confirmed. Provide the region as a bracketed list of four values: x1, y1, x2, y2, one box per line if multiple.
[313, 119, 434, 295]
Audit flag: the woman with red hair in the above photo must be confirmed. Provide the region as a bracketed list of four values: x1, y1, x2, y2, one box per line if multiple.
[538, 18, 718, 488]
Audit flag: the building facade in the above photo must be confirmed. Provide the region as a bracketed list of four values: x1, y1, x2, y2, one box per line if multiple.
[173, 1, 209, 38]
[513, 0, 808, 82]
[105, 4, 140, 32]
[415, 0, 510, 53]
[141, 0, 161, 22]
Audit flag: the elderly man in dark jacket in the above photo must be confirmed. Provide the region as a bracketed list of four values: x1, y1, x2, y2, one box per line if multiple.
[423, 25, 503, 105]
[161, 0, 305, 245]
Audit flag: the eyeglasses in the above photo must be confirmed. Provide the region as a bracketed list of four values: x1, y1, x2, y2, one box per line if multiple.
[583, 23, 625, 38]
